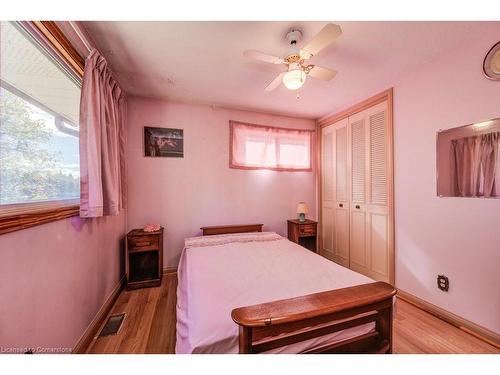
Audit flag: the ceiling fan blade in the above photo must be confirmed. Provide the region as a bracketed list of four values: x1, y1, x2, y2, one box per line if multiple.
[301, 23, 342, 58]
[264, 72, 285, 91]
[243, 49, 284, 64]
[308, 65, 337, 81]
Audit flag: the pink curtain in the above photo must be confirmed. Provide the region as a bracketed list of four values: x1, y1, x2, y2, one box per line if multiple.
[79, 49, 126, 217]
[451, 132, 499, 197]
[230, 121, 313, 171]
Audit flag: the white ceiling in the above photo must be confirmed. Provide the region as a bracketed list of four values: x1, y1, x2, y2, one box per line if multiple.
[83, 21, 499, 119]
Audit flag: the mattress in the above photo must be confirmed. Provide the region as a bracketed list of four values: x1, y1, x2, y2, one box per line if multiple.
[175, 232, 376, 354]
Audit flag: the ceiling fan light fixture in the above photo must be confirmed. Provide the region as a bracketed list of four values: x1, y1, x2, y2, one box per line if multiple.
[244, 23, 341, 92]
[282, 68, 306, 90]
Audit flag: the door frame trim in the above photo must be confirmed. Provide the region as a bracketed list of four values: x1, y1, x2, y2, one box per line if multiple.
[317, 88, 394, 285]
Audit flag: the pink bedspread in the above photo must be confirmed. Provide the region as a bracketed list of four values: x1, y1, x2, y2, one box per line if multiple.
[176, 232, 376, 354]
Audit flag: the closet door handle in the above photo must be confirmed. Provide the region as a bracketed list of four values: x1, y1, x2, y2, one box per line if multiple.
[339, 203, 343, 208]
[355, 205, 360, 209]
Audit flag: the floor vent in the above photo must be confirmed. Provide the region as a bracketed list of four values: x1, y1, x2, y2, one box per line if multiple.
[99, 313, 126, 337]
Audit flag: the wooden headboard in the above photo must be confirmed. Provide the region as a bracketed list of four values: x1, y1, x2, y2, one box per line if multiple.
[200, 224, 263, 236]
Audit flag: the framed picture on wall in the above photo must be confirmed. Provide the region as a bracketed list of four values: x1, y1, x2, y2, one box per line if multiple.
[144, 126, 184, 157]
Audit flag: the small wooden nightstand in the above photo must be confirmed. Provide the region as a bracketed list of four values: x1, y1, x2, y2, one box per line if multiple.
[126, 227, 163, 289]
[287, 219, 318, 253]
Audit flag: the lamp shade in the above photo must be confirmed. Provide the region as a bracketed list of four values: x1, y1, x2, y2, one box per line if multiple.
[296, 202, 309, 214]
[282, 69, 306, 90]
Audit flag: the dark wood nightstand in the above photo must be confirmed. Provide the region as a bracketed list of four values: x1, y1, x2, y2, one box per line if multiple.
[287, 219, 318, 253]
[126, 227, 163, 290]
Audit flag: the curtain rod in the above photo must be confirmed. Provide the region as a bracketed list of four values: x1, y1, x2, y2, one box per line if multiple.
[68, 21, 92, 54]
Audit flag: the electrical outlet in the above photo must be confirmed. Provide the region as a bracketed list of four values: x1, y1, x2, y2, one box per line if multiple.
[437, 275, 449, 291]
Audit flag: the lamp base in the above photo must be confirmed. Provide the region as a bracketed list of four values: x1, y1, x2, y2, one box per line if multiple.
[298, 213, 306, 223]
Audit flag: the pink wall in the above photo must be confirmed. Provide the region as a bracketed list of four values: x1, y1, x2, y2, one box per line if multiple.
[126, 98, 317, 268]
[0, 214, 125, 352]
[393, 32, 500, 333]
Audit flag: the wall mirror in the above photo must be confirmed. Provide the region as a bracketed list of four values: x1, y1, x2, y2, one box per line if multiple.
[437, 117, 500, 198]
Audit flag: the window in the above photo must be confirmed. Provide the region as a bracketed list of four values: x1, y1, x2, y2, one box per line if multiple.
[230, 121, 313, 171]
[0, 21, 81, 209]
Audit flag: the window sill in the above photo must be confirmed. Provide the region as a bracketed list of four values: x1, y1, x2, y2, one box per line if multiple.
[229, 163, 312, 172]
[0, 200, 79, 236]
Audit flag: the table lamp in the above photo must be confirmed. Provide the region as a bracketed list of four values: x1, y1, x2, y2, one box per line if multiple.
[296, 202, 308, 223]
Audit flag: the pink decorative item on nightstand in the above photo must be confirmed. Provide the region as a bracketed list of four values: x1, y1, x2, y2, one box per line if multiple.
[143, 223, 161, 232]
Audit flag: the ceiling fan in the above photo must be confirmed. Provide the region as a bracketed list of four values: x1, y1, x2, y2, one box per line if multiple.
[243, 23, 342, 92]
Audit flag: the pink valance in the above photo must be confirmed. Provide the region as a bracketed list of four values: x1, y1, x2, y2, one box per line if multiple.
[79, 49, 126, 217]
[230, 121, 313, 172]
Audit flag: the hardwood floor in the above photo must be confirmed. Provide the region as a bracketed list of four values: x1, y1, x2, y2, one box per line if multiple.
[85, 274, 499, 354]
[86, 272, 177, 353]
[394, 299, 498, 354]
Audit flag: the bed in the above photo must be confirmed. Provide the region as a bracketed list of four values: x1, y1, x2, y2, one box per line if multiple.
[176, 224, 395, 354]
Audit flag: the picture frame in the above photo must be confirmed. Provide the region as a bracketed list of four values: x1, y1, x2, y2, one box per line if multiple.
[144, 126, 184, 157]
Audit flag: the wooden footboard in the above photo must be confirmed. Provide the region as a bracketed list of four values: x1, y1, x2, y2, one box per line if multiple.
[231, 281, 396, 354]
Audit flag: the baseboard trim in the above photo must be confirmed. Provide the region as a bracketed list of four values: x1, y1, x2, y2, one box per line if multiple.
[397, 289, 500, 349]
[72, 275, 126, 354]
[162, 267, 177, 275]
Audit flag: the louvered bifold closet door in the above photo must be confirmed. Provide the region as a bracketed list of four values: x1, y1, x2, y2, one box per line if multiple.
[348, 112, 369, 276]
[365, 101, 391, 283]
[321, 124, 335, 260]
[320, 97, 393, 283]
[332, 119, 350, 267]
